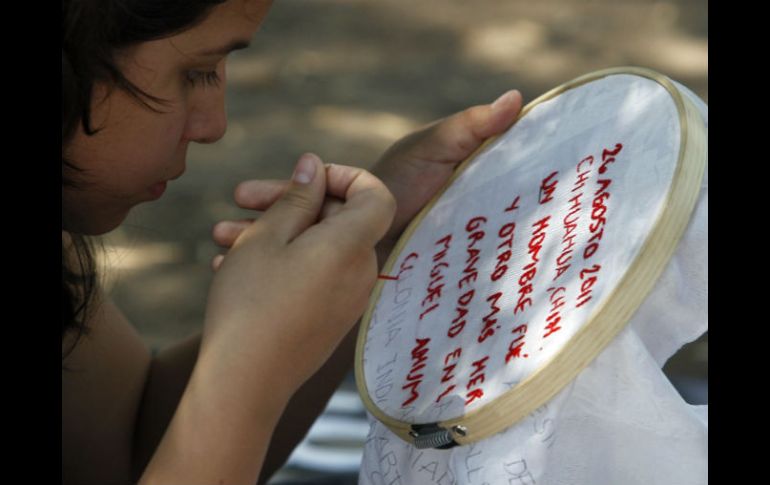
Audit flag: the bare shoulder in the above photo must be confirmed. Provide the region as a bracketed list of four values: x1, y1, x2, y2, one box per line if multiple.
[62, 286, 152, 485]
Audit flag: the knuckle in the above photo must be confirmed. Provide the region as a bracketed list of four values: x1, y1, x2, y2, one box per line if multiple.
[234, 181, 256, 202]
[366, 186, 398, 233]
[212, 221, 229, 240]
[380, 188, 397, 220]
[463, 104, 484, 123]
[361, 173, 397, 213]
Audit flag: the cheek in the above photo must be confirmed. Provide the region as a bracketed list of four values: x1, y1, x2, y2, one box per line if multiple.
[123, 117, 187, 177]
[63, 114, 187, 236]
[74, 112, 186, 187]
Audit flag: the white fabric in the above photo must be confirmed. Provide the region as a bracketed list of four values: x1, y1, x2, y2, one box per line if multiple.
[358, 74, 707, 485]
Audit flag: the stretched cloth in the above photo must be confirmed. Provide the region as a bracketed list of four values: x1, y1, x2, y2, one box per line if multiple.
[356, 68, 708, 485]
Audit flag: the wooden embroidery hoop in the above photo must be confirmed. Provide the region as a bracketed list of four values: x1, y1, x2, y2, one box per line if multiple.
[354, 66, 708, 448]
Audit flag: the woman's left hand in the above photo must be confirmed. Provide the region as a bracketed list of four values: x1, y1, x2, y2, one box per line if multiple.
[211, 89, 523, 271]
[366, 89, 522, 263]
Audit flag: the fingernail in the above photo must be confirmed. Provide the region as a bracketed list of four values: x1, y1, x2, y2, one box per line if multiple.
[293, 153, 319, 184]
[492, 89, 520, 111]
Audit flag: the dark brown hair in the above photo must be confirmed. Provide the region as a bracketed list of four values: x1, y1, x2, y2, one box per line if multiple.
[62, 0, 227, 364]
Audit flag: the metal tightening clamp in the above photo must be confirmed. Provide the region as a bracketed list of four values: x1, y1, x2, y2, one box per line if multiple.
[409, 423, 467, 449]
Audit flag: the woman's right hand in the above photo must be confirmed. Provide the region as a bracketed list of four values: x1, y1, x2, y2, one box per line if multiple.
[196, 153, 396, 402]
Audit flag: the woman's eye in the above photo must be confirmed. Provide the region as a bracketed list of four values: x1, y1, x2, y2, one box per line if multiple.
[186, 70, 221, 88]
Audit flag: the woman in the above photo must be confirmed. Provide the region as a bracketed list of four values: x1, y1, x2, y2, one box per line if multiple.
[62, 0, 523, 483]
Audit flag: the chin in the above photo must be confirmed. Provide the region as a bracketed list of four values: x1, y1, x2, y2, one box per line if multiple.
[62, 206, 130, 236]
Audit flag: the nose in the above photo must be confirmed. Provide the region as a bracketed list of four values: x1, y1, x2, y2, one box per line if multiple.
[184, 88, 227, 144]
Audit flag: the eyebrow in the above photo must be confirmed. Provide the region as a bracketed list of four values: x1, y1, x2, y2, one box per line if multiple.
[197, 39, 252, 57]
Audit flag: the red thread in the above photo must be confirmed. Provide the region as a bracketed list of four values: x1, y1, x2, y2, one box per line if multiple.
[420, 235, 452, 320]
[539, 171, 559, 204]
[401, 338, 431, 407]
[478, 292, 503, 343]
[378, 274, 399, 281]
[435, 348, 462, 403]
[465, 356, 489, 405]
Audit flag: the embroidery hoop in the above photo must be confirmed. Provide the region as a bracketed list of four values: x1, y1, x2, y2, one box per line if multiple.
[354, 66, 708, 448]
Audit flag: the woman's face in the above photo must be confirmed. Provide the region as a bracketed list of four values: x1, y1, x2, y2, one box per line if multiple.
[63, 0, 272, 235]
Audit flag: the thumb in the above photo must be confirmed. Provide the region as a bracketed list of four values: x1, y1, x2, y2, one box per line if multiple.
[248, 153, 327, 244]
[379, 90, 523, 170]
[431, 89, 522, 161]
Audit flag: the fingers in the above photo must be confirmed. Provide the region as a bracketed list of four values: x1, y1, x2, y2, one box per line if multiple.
[409, 89, 523, 164]
[313, 164, 396, 247]
[234, 179, 289, 210]
[212, 219, 255, 248]
[225, 155, 394, 253]
[212, 194, 345, 272]
[319, 196, 345, 220]
[211, 254, 225, 272]
[481, 89, 524, 138]
[213, 196, 342, 250]
[235, 153, 328, 246]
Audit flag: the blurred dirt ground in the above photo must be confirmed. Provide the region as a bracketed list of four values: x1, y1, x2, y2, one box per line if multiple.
[96, 0, 707, 472]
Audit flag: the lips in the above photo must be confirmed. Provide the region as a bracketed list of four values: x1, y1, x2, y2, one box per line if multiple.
[148, 181, 167, 199]
[149, 166, 184, 199]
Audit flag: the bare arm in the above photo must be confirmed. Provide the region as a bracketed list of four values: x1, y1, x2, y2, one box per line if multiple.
[131, 331, 201, 482]
[62, 293, 288, 485]
[62, 294, 152, 485]
[257, 323, 359, 484]
[131, 323, 360, 484]
[135, 340, 291, 485]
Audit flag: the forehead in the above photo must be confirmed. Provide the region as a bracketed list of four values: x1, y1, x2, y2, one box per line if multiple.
[166, 0, 272, 57]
